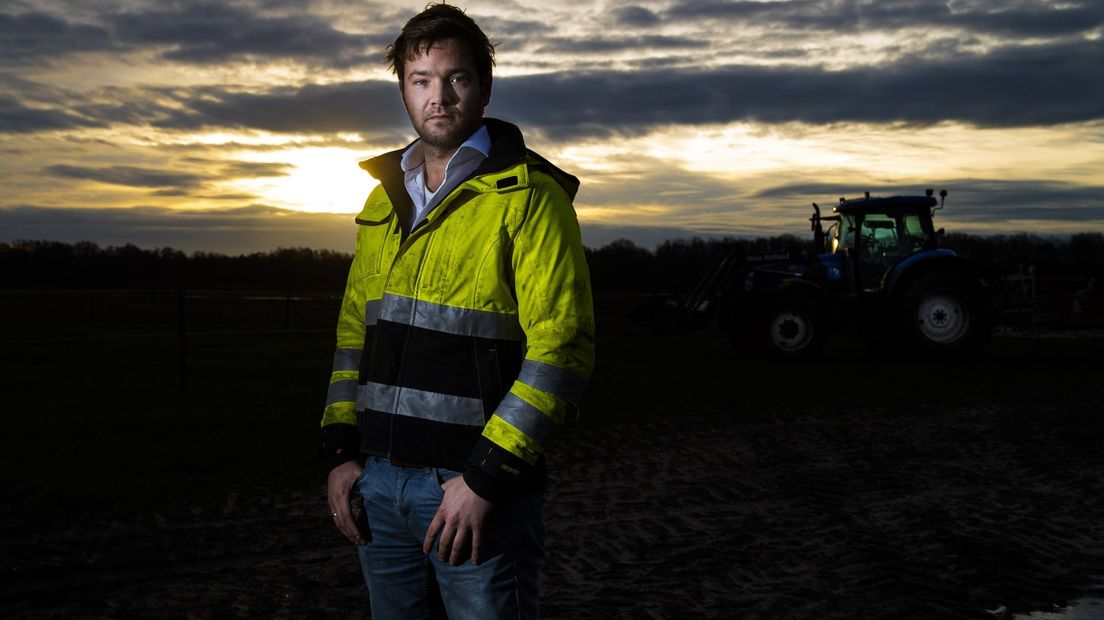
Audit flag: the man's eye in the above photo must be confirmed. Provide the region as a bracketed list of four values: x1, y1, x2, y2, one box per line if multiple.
[450, 76, 469, 84]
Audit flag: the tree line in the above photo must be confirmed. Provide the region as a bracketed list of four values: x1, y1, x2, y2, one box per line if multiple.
[585, 232, 1103, 294]
[0, 241, 351, 291]
[1, 233, 1101, 294]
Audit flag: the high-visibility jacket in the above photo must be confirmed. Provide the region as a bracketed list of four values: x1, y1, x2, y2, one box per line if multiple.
[320, 118, 595, 501]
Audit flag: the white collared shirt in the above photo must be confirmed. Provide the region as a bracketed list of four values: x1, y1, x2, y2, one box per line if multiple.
[400, 125, 491, 228]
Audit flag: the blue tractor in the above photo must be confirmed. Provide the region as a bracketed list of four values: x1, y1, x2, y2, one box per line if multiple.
[716, 190, 991, 359]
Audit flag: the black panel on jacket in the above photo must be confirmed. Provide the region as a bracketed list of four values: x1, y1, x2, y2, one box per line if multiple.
[365, 320, 522, 402]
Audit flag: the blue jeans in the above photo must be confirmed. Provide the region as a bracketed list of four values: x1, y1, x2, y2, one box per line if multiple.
[356, 456, 545, 620]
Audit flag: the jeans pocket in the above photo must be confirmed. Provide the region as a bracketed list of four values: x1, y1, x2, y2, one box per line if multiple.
[433, 467, 462, 490]
[356, 456, 379, 494]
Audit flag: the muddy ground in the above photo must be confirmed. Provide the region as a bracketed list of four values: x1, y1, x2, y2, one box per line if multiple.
[4, 396, 1104, 619]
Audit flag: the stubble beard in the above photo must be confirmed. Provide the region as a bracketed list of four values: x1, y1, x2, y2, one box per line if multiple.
[416, 116, 480, 155]
[415, 103, 483, 154]
[418, 123, 466, 152]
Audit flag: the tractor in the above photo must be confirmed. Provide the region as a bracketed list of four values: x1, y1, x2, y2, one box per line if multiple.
[685, 189, 992, 359]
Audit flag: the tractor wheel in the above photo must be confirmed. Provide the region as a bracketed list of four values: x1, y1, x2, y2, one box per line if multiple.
[760, 296, 825, 360]
[897, 273, 989, 358]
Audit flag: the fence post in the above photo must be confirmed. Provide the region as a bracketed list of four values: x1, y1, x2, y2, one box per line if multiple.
[177, 287, 188, 393]
[285, 288, 292, 329]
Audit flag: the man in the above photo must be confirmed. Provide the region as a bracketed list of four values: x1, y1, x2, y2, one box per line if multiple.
[319, 4, 594, 619]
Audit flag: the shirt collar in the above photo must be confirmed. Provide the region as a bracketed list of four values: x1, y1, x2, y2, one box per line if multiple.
[400, 124, 491, 173]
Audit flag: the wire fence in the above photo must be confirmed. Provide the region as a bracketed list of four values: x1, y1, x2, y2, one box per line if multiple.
[0, 288, 344, 392]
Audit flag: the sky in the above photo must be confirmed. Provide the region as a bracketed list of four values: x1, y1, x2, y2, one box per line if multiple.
[1, 0, 1102, 254]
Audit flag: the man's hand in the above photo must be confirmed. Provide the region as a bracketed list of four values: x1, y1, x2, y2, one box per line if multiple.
[327, 460, 366, 545]
[423, 475, 492, 565]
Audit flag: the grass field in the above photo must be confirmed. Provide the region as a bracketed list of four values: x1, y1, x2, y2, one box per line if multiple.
[1, 289, 1102, 532]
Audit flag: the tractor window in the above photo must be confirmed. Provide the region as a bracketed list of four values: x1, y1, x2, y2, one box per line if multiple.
[861, 212, 929, 258]
[904, 214, 924, 237]
[861, 213, 899, 257]
[900, 213, 927, 252]
[833, 215, 856, 253]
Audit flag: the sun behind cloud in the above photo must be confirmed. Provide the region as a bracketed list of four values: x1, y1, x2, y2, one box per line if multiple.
[228, 141, 380, 214]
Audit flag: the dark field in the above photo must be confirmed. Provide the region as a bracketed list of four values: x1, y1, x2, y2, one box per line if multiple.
[2, 290, 1103, 619]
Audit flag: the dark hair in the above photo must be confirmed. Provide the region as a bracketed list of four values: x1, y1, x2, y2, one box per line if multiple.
[386, 3, 496, 90]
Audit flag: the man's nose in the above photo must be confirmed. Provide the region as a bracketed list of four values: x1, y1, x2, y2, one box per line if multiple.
[431, 80, 458, 106]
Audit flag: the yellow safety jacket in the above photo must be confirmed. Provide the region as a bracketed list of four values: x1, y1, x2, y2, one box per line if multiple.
[320, 119, 595, 500]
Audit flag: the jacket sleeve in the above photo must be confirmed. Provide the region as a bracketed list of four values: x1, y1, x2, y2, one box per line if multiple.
[464, 175, 596, 501]
[319, 220, 373, 472]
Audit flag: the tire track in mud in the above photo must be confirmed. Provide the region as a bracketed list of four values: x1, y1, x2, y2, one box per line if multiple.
[3, 400, 1103, 619]
[541, 400, 1104, 620]
[1, 493, 368, 619]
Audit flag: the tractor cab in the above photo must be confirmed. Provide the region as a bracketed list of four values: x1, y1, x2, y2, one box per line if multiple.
[813, 190, 946, 293]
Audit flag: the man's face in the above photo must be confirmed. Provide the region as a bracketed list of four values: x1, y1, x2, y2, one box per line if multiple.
[400, 38, 490, 153]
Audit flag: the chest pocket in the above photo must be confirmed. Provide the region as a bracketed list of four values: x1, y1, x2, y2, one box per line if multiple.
[421, 197, 512, 303]
[354, 198, 398, 278]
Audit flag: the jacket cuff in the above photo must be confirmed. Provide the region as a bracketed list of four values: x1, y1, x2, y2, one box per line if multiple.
[465, 435, 532, 502]
[320, 423, 361, 472]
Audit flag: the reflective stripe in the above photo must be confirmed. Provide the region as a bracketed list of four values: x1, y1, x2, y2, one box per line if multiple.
[332, 348, 361, 372]
[365, 299, 382, 326]
[326, 379, 358, 407]
[494, 392, 555, 446]
[357, 382, 485, 426]
[378, 294, 522, 341]
[517, 360, 585, 404]
[483, 415, 542, 465]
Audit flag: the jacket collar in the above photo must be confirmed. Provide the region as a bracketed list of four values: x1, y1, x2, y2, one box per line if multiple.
[357, 118, 579, 227]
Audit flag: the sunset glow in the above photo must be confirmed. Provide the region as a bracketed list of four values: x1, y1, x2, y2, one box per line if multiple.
[2, 0, 1101, 253]
[230, 145, 379, 214]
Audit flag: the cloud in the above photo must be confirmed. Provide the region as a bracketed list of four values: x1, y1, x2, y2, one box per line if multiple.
[495, 40, 1104, 138]
[0, 95, 108, 133]
[5, 34, 1100, 139]
[108, 2, 389, 67]
[0, 204, 357, 254]
[664, 0, 812, 22]
[535, 34, 709, 54]
[863, 0, 1104, 37]
[752, 179, 1104, 224]
[2, 0, 1099, 139]
[581, 223, 729, 250]
[0, 76, 184, 134]
[39, 160, 290, 195]
[935, 181, 1104, 225]
[662, 0, 1104, 37]
[154, 82, 408, 136]
[2, 2, 393, 69]
[19, 33, 1076, 139]
[472, 15, 549, 36]
[219, 161, 293, 177]
[611, 5, 662, 27]
[43, 165, 207, 189]
[7, 0, 1101, 78]
[0, 11, 115, 65]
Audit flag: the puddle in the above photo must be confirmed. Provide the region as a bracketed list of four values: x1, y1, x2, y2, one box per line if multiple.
[1012, 594, 1104, 619]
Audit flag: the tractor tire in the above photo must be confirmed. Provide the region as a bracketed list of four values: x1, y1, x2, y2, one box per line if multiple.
[896, 273, 989, 359]
[758, 296, 825, 360]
